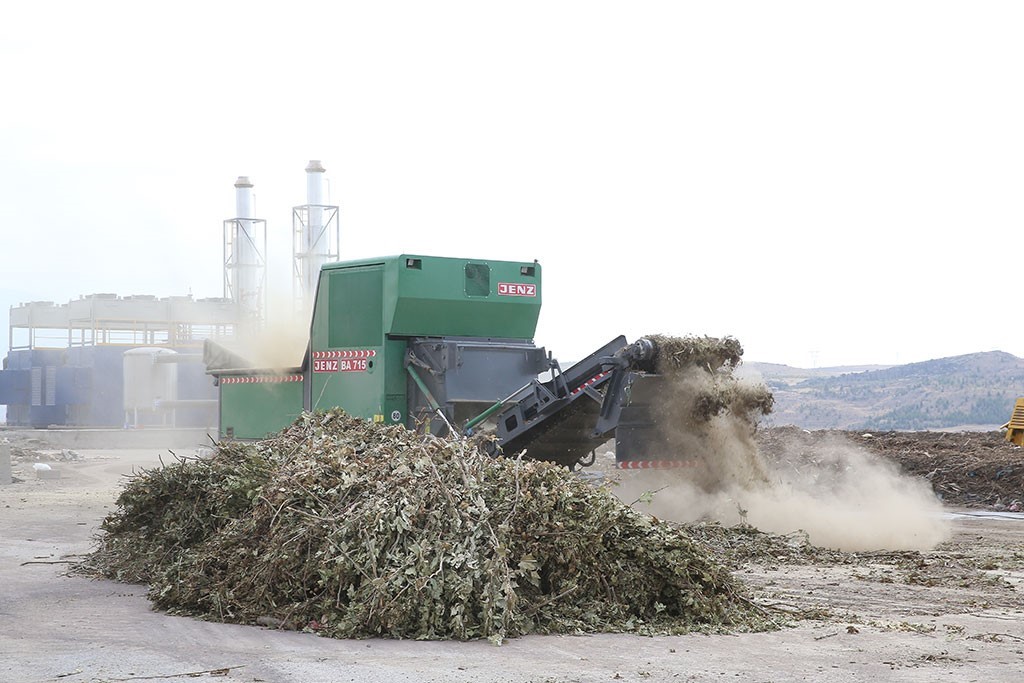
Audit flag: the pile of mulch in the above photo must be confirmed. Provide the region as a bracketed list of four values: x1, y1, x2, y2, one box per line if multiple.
[646, 334, 744, 372]
[76, 410, 777, 643]
[756, 427, 1024, 509]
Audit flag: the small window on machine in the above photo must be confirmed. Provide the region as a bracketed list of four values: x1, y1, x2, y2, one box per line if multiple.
[465, 262, 490, 297]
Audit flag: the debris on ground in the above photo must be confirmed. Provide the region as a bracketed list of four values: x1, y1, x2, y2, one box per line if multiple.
[0, 433, 79, 464]
[682, 519, 1020, 593]
[76, 410, 778, 642]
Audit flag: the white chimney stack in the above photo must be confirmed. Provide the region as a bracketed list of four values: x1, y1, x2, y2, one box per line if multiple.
[224, 176, 266, 327]
[294, 160, 338, 311]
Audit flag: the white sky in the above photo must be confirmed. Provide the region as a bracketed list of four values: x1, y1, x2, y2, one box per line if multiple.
[1, 1, 1021, 369]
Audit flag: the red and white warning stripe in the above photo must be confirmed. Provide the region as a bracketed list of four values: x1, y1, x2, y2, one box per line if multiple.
[571, 371, 610, 396]
[312, 349, 377, 360]
[616, 459, 699, 470]
[221, 374, 303, 384]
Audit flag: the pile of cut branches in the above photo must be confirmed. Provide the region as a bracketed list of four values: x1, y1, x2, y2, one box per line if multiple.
[78, 410, 776, 642]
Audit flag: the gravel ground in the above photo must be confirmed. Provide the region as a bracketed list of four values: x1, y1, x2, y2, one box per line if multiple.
[2, 441, 1024, 683]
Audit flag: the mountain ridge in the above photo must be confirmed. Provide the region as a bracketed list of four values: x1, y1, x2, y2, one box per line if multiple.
[745, 350, 1024, 431]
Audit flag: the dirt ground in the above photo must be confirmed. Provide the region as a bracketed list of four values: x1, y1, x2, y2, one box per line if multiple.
[2, 432, 1024, 683]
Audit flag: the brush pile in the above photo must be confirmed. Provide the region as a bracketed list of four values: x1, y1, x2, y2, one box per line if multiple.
[78, 410, 774, 642]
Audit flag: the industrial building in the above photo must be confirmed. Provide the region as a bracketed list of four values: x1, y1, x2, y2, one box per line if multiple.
[0, 295, 237, 429]
[0, 161, 339, 432]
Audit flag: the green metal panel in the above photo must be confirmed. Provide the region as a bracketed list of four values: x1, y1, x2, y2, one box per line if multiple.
[327, 266, 384, 347]
[382, 337, 409, 425]
[309, 263, 392, 422]
[318, 254, 542, 340]
[219, 375, 303, 440]
[387, 256, 541, 338]
[305, 254, 541, 426]
[309, 353, 385, 418]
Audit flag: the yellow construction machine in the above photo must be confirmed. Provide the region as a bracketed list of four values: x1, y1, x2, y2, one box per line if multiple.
[1002, 398, 1024, 445]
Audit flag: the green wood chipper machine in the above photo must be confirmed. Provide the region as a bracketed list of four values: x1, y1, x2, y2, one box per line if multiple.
[205, 254, 679, 469]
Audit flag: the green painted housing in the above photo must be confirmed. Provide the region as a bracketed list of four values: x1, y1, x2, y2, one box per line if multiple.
[317, 254, 542, 341]
[216, 254, 541, 439]
[217, 372, 304, 440]
[309, 254, 541, 425]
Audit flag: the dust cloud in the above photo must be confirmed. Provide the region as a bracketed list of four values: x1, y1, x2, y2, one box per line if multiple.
[612, 337, 950, 552]
[617, 424, 950, 551]
[213, 297, 311, 371]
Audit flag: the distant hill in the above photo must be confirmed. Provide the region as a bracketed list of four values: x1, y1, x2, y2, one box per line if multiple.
[744, 351, 1024, 431]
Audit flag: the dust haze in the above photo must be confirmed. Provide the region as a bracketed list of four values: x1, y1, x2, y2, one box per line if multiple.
[213, 297, 311, 371]
[614, 354, 949, 552]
